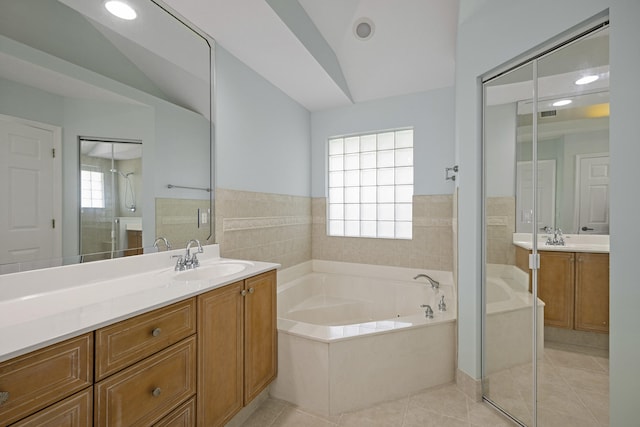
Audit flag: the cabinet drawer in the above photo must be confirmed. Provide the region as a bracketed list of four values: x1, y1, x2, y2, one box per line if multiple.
[153, 397, 196, 427]
[0, 333, 93, 427]
[95, 298, 196, 380]
[11, 388, 93, 427]
[95, 336, 197, 427]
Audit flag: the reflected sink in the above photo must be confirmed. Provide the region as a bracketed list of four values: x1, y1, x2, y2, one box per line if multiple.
[172, 262, 250, 282]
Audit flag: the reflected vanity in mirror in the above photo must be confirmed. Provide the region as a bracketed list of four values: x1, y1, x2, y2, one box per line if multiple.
[0, 0, 214, 273]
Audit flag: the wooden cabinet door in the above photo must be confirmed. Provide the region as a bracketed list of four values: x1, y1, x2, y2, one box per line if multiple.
[95, 298, 196, 381]
[197, 281, 244, 427]
[244, 270, 277, 405]
[94, 337, 196, 427]
[0, 333, 93, 427]
[10, 388, 92, 427]
[539, 251, 575, 329]
[575, 253, 609, 333]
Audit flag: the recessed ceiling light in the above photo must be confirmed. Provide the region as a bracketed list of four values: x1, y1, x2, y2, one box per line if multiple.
[353, 18, 375, 41]
[552, 99, 572, 107]
[105, 1, 137, 20]
[575, 75, 599, 85]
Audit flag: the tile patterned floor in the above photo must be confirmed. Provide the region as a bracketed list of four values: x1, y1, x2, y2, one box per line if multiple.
[484, 342, 609, 427]
[240, 343, 608, 427]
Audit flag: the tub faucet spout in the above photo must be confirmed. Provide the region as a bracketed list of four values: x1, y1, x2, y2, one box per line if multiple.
[413, 273, 440, 289]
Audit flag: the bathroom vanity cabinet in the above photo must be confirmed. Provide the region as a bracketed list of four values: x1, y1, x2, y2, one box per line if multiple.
[94, 299, 198, 425]
[198, 270, 277, 427]
[515, 246, 609, 333]
[0, 334, 93, 427]
[574, 253, 610, 333]
[0, 269, 277, 427]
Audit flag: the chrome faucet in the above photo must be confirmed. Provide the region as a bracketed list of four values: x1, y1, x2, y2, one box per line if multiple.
[153, 237, 171, 252]
[438, 295, 447, 312]
[420, 304, 434, 319]
[174, 239, 204, 271]
[545, 227, 565, 246]
[414, 273, 440, 289]
[185, 239, 203, 268]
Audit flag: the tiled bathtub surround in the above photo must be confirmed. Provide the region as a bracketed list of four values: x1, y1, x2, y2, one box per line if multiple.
[272, 261, 456, 416]
[312, 195, 453, 270]
[486, 196, 516, 266]
[215, 188, 312, 269]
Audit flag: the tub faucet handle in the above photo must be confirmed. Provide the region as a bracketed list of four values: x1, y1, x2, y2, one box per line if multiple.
[420, 304, 434, 319]
[438, 295, 447, 312]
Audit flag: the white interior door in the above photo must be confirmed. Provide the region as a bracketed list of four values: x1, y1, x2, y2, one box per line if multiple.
[576, 154, 609, 234]
[0, 115, 61, 265]
[516, 160, 556, 233]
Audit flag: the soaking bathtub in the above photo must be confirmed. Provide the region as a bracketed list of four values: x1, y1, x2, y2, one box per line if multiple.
[484, 264, 544, 375]
[271, 260, 456, 416]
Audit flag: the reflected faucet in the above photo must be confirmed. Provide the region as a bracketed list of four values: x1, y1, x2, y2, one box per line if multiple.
[413, 273, 440, 289]
[153, 237, 171, 252]
[545, 228, 565, 246]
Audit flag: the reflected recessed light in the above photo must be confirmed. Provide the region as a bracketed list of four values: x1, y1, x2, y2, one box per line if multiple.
[575, 75, 599, 85]
[105, 1, 137, 20]
[552, 99, 572, 107]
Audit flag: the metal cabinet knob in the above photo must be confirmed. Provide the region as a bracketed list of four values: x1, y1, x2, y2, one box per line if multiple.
[249, 287, 255, 294]
[152, 328, 162, 337]
[241, 289, 247, 296]
[152, 387, 162, 397]
[0, 391, 9, 406]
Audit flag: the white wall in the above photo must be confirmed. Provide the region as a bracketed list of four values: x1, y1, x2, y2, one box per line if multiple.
[456, 0, 640, 423]
[485, 103, 516, 197]
[215, 46, 311, 197]
[311, 88, 456, 197]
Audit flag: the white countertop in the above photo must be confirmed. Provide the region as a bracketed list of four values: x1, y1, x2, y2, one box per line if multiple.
[512, 233, 610, 253]
[0, 244, 279, 363]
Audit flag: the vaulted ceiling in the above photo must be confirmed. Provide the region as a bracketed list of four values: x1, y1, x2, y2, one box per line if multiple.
[163, 0, 459, 112]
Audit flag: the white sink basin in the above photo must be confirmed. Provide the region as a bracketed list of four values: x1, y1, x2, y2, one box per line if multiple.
[172, 262, 250, 282]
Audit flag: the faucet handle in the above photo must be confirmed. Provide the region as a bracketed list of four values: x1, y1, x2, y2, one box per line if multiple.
[420, 304, 434, 319]
[438, 295, 447, 312]
[172, 255, 185, 271]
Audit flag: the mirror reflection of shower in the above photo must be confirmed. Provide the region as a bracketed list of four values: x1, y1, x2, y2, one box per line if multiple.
[79, 138, 142, 261]
[113, 170, 136, 212]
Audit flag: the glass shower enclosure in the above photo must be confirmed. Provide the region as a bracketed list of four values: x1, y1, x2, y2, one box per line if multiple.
[79, 138, 142, 261]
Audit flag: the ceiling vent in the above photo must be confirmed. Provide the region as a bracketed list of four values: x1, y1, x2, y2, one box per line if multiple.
[353, 18, 375, 41]
[540, 110, 557, 118]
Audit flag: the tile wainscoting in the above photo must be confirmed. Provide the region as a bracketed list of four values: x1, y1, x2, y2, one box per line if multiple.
[312, 195, 454, 271]
[486, 196, 516, 266]
[215, 188, 312, 269]
[155, 198, 212, 248]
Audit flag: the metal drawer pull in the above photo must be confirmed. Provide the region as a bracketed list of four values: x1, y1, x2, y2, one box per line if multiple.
[152, 387, 162, 397]
[152, 328, 162, 337]
[0, 391, 9, 406]
[249, 287, 255, 294]
[241, 289, 247, 296]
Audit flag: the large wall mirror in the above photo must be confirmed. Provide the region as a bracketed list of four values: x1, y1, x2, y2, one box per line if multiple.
[0, 0, 214, 273]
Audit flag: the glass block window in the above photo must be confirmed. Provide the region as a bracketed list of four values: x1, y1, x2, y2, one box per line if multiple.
[80, 170, 105, 208]
[327, 129, 413, 239]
